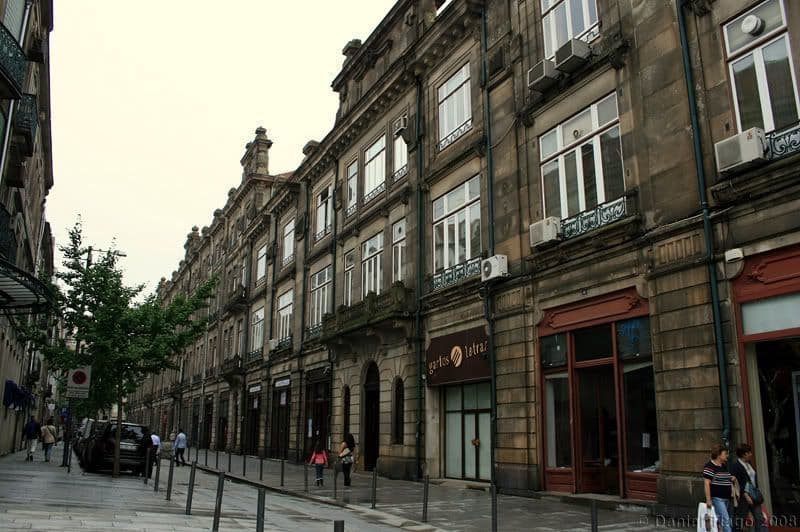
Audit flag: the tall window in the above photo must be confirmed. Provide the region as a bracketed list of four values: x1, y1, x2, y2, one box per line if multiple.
[237, 319, 245, 356]
[433, 176, 481, 273]
[255, 245, 267, 283]
[393, 378, 405, 444]
[364, 136, 386, 202]
[539, 92, 624, 219]
[4, 0, 25, 40]
[362, 232, 384, 297]
[310, 265, 332, 326]
[393, 118, 408, 181]
[541, 0, 599, 60]
[342, 386, 351, 435]
[725, 0, 799, 133]
[438, 63, 472, 150]
[392, 219, 406, 283]
[251, 307, 264, 351]
[346, 160, 358, 216]
[315, 185, 333, 240]
[344, 250, 355, 306]
[282, 219, 295, 265]
[277, 289, 293, 340]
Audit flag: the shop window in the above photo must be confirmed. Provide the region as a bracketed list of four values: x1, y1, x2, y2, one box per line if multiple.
[623, 361, 659, 472]
[392, 378, 404, 444]
[541, 333, 567, 368]
[573, 323, 613, 362]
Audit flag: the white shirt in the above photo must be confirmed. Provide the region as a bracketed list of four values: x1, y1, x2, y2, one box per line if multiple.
[151, 434, 161, 447]
[175, 432, 187, 449]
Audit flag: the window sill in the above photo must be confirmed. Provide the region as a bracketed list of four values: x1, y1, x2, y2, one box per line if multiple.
[437, 119, 473, 152]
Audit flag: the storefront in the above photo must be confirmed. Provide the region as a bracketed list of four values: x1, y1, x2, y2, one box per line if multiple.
[244, 384, 261, 455]
[733, 245, 800, 529]
[304, 368, 331, 455]
[190, 398, 200, 445]
[537, 289, 659, 500]
[217, 392, 229, 451]
[426, 325, 491, 481]
[270, 377, 291, 459]
[202, 396, 213, 449]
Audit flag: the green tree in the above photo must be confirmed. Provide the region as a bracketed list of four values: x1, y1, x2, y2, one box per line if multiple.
[23, 222, 215, 476]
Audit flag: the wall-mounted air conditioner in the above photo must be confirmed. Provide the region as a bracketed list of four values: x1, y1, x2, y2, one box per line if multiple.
[529, 217, 562, 248]
[527, 59, 558, 92]
[555, 39, 591, 73]
[714, 127, 767, 174]
[481, 255, 509, 282]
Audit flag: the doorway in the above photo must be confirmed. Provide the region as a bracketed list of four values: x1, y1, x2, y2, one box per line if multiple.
[217, 396, 229, 451]
[444, 382, 491, 480]
[244, 393, 260, 455]
[363, 362, 380, 471]
[305, 379, 330, 455]
[576, 365, 620, 495]
[270, 386, 290, 459]
[202, 400, 213, 449]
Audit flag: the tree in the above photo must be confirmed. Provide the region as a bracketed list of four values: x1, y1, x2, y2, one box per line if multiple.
[22, 222, 215, 476]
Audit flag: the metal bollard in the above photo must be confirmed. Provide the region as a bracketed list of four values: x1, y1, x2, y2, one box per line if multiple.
[212, 470, 225, 532]
[333, 520, 344, 532]
[422, 475, 429, 523]
[280, 458, 285, 487]
[227, 451, 232, 473]
[165, 455, 175, 501]
[304, 462, 309, 492]
[371, 467, 377, 509]
[590, 499, 598, 532]
[185, 462, 197, 515]
[243, 452, 247, 477]
[215, 449, 219, 469]
[154, 455, 161, 492]
[491, 484, 498, 532]
[259, 457, 264, 481]
[144, 448, 151, 485]
[256, 488, 266, 532]
[333, 468, 338, 499]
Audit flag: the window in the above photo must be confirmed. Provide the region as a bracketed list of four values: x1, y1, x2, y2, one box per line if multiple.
[277, 289, 293, 340]
[361, 232, 384, 297]
[251, 307, 264, 351]
[315, 185, 333, 240]
[364, 137, 386, 202]
[310, 265, 332, 326]
[346, 160, 358, 216]
[393, 120, 408, 181]
[255, 245, 267, 282]
[4, 0, 25, 41]
[539, 93, 624, 219]
[433, 176, 481, 273]
[392, 219, 406, 283]
[545, 373, 571, 467]
[282, 219, 295, 264]
[725, 0, 799, 132]
[343, 250, 355, 306]
[237, 319, 245, 356]
[343, 386, 351, 435]
[438, 64, 472, 150]
[541, 0, 599, 60]
[393, 378, 405, 444]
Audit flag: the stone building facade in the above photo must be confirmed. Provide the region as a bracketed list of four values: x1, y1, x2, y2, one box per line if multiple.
[0, 0, 55, 456]
[128, 0, 800, 522]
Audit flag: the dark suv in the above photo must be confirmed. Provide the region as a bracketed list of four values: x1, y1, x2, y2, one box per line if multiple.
[83, 421, 149, 474]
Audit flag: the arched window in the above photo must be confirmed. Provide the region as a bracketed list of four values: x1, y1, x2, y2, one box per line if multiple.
[392, 378, 404, 444]
[342, 386, 351, 436]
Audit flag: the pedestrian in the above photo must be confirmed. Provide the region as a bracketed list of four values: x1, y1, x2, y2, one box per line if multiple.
[140, 428, 155, 478]
[731, 443, 767, 531]
[703, 443, 737, 532]
[40, 418, 57, 462]
[22, 416, 40, 462]
[150, 432, 161, 457]
[308, 440, 328, 487]
[174, 428, 187, 466]
[339, 433, 355, 487]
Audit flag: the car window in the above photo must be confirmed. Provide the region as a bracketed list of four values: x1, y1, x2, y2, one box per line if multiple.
[107, 424, 145, 441]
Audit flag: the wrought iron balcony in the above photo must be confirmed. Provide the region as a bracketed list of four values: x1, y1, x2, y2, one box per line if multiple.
[431, 256, 481, 291]
[363, 182, 386, 205]
[221, 354, 244, 375]
[322, 283, 414, 341]
[767, 123, 800, 160]
[246, 348, 262, 364]
[305, 323, 322, 340]
[281, 254, 295, 267]
[0, 21, 25, 99]
[315, 226, 331, 242]
[14, 93, 37, 156]
[437, 118, 472, 151]
[275, 336, 292, 351]
[345, 204, 357, 218]
[0, 204, 17, 265]
[560, 195, 630, 240]
[392, 164, 408, 183]
[223, 284, 247, 313]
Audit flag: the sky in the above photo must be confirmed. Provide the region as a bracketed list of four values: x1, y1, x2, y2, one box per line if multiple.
[48, 0, 396, 293]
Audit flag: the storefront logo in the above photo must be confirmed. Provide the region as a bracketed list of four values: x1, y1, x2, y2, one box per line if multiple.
[450, 346, 463, 367]
[426, 326, 490, 386]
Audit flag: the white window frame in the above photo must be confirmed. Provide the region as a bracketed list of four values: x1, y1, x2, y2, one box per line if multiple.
[393, 119, 409, 181]
[310, 266, 332, 326]
[255, 244, 267, 283]
[361, 232, 384, 297]
[538, 92, 622, 219]
[541, 0, 600, 60]
[237, 319, 245, 356]
[315, 184, 334, 240]
[346, 160, 358, 216]
[724, 0, 800, 133]
[364, 136, 386, 202]
[344, 250, 355, 307]
[282, 219, 295, 264]
[437, 63, 472, 150]
[436, 0, 454, 15]
[433, 176, 481, 273]
[277, 289, 293, 341]
[392, 219, 406, 283]
[251, 306, 264, 351]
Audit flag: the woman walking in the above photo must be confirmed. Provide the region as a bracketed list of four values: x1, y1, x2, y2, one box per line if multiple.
[40, 418, 57, 462]
[339, 433, 355, 487]
[703, 444, 736, 532]
[731, 443, 767, 531]
[308, 441, 328, 486]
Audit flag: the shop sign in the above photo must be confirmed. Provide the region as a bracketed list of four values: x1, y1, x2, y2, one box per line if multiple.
[249, 384, 262, 394]
[426, 326, 490, 386]
[274, 377, 290, 388]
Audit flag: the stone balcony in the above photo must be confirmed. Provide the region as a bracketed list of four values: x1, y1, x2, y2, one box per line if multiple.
[0, 21, 25, 100]
[222, 354, 244, 376]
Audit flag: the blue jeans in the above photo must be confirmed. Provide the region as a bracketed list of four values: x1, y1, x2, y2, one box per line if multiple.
[712, 497, 733, 532]
[315, 464, 324, 481]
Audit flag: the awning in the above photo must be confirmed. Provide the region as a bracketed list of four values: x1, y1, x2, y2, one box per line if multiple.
[0, 257, 53, 314]
[3, 379, 35, 409]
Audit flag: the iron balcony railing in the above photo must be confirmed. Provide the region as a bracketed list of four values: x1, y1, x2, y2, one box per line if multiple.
[431, 256, 482, 291]
[363, 182, 386, 205]
[437, 118, 472, 151]
[392, 164, 408, 183]
[314, 225, 331, 242]
[0, 204, 17, 265]
[305, 323, 322, 339]
[246, 348, 262, 363]
[281, 254, 295, 267]
[14, 93, 37, 156]
[0, 21, 25, 99]
[767, 123, 800, 160]
[560, 195, 629, 240]
[345, 204, 357, 218]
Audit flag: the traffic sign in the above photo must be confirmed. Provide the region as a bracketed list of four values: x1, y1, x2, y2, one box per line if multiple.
[66, 366, 92, 398]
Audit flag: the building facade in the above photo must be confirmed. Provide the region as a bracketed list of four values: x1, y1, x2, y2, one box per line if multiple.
[128, 0, 800, 522]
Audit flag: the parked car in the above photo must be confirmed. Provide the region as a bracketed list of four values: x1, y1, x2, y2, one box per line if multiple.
[75, 419, 106, 467]
[83, 421, 150, 474]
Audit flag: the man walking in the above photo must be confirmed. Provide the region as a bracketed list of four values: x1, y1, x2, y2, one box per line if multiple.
[174, 428, 187, 466]
[23, 416, 40, 462]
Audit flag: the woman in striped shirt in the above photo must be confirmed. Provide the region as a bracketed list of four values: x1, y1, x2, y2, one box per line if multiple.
[703, 444, 738, 532]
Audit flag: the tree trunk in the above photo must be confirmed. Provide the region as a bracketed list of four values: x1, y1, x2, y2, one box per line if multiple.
[113, 383, 123, 477]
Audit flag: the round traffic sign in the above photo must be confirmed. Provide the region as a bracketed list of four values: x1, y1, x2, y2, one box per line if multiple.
[71, 370, 87, 385]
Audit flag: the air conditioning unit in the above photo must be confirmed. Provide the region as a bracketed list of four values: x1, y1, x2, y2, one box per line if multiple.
[393, 115, 408, 135]
[714, 127, 767, 174]
[555, 39, 591, 73]
[529, 217, 562, 248]
[268, 339, 279, 351]
[481, 255, 509, 282]
[527, 59, 558, 92]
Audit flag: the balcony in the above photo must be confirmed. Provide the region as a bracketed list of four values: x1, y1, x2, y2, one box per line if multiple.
[246, 348, 262, 364]
[14, 93, 37, 156]
[191, 374, 201, 385]
[305, 323, 323, 341]
[314, 226, 331, 242]
[767, 123, 800, 160]
[560, 195, 633, 240]
[321, 283, 414, 346]
[0, 22, 26, 99]
[0, 205, 17, 265]
[221, 354, 244, 376]
[169, 382, 182, 399]
[437, 118, 472, 151]
[281, 254, 295, 268]
[345, 204, 357, 218]
[223, 284, 247, 313]
[363, 182, 386, 205]
[392, 164, 408, 183]
[431, 256, 481, 292]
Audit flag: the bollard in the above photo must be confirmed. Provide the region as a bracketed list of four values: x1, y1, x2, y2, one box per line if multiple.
[154, 455, 161, 492]
[144, 448, 151, 485]
[304, 462, 309, 492]
[280, 458, 285, 487]
[165, 455, 176, 501]
[243, 452, 247, 477]
[333, 468, 338, 499]
[371, 467, 377, 509]
[422, 475, 429, 523]
[212, 470, 225, 532]
[590, 499, 598, 532]
[256, 487, 266, 532]
[215, 449, 219, 469]
[227, 451, 232, 473]
[491, 484, 498, 532]
[333, 520, 344, 532]
[185, 462, 197, 515]
[259, 457, 264, 481]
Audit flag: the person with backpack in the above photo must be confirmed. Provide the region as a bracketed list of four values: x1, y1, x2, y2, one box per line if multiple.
[40, 418, 57, 462]
[308, 441, 328, 487]
[22, 416, 41, 462]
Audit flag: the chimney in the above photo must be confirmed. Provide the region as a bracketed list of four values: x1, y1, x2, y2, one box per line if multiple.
[241, 126, 273, 181]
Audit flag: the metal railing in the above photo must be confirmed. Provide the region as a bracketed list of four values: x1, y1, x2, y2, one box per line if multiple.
[767, 122, 800, 159]
[560, 195, 628, 240]
[363, 182, 386, 205]
[392, 164, 408, 183]
[345, 204, 357, 218]
[437, 118, 472, 151]
[431, 256, 481, 291]
[0, 21, 26, 98]
[14, 93, 37, 155]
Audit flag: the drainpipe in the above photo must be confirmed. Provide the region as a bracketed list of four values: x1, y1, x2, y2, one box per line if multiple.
[677, 0, 731, 446]
[413, 76, 425, 480]
[296, 184, 311, 462]
[328, 159, 339, 451]
[480, 5, 499, 531]
[240, 239, 253, 454]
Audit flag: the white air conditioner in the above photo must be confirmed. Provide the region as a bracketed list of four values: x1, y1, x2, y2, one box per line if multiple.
[393, 115, 408, 135]
[481, 255, 509, 282]
[714, 127, 767, 174]
[529, 217, 562, 248]
[268, 339, 279, 351]
[527, 59, 558, 92]
[555, 39, 591, 73]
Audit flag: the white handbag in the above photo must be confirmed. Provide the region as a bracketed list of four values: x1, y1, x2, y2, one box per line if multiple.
[696, 502, 718, 532]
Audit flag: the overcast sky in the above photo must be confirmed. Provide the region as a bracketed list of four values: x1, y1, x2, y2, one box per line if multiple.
[48, 0, 395, 292]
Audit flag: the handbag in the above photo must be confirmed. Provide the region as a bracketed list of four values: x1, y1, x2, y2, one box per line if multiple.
[745, 481, 764, 506]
